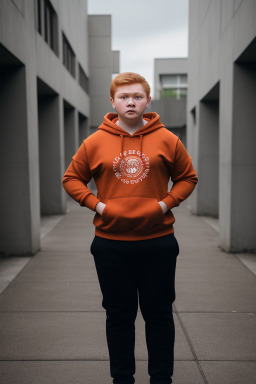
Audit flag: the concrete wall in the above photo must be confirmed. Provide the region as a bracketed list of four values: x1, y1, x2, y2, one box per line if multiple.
[187, 0, 256, 252]
[150, 98, 186, 144]
[88, 15, 120, 131]
[0, 0, 90, 255]
[150, 98, 186, 128]
[0, 62, 35, 255]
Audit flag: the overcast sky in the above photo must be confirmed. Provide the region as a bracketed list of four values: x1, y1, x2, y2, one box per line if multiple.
[87, 0, 189, 98]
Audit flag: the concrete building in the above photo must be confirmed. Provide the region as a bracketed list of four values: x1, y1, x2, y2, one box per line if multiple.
[0, 0, 119, 256]
[187, 0, 256, 253]
[151, 58, 187, 144]
[154, 58, 188, 101]
[89, 15, 119, 132]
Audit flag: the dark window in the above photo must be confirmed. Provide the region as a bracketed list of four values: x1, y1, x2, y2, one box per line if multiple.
[35, 0, 58, 56]
[35, 0, 42, 34]
[44, 3, 50, 44]
[78, 64, 89, 94]
[62, 33, 76, 78]
[44, 0, 57, 52]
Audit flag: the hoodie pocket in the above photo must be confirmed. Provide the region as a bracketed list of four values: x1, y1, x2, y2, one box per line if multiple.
[100, 197, 165, 233]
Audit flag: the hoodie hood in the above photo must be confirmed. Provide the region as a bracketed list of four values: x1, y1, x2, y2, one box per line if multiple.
[98, 112, 165, 157]
[98, 112, 165, 136]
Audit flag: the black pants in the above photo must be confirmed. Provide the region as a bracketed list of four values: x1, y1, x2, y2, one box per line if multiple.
[90, 234, 179, 384]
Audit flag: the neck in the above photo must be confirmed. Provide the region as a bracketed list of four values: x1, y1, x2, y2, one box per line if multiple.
[116, 116, 147, 135]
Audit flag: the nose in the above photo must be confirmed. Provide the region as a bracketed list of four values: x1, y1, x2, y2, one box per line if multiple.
[127, 97, 135, 106]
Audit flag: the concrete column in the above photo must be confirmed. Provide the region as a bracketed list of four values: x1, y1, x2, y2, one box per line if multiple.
[230, 63, 256, 252]
[78, 113, 88, 144]
[0, 65, 35, 255]
[197, 100, 219, 217]
[38, 90, 66, 215]
[219, 65, 233, 252]
[64, 103, 76, 169]
[187, 106, 199, 213]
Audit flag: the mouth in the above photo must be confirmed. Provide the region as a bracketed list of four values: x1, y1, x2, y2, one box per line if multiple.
[127, 110, 136, 113]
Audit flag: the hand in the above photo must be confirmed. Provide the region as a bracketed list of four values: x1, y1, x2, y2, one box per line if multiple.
[96, 202, 106, 216]
[158, 201, 169, 214]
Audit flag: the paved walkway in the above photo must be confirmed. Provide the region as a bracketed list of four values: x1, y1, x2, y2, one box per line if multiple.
[0, 200, 255, 384]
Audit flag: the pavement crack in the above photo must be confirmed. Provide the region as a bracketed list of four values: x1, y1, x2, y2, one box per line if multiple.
[174, 303, 209, 384]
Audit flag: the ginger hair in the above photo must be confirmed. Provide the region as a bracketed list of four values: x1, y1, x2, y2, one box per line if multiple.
[110, 72, 151, 98]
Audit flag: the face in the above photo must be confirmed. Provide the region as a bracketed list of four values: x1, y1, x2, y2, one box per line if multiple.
[110, 83, 151, 122]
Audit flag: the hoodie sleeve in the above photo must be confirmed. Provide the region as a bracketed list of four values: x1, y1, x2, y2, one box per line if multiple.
[62, 142, 100, 211]
[162, 139, 198, 210]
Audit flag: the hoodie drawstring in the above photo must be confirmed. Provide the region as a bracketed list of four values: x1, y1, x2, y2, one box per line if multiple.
[120, 135, 124, 157]
[139, 135, 143, 158]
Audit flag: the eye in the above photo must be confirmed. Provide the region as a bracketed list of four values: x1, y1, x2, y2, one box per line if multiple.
[135, 95, 142, 99]
[121, 96, 126, 99]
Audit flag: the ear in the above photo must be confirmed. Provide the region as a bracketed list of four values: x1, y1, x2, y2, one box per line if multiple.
[110, 97, 115, 109]
[146, 96, 151, 108]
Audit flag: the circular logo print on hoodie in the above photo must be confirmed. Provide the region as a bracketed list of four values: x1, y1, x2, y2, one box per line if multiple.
[113, 150, 150, 184]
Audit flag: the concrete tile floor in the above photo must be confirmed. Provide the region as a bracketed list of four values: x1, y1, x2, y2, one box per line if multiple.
[0, 200, 255, 383]
[0, 256, 31, 294]
[0, 361, 206, 384]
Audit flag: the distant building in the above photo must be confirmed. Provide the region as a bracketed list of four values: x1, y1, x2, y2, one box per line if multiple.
[150, 58, 187, 145]
[0, 0, 119, 256]
[88, 15, 119, 132]
[154, 58, 188, 101]
[187, 0, 256, 253]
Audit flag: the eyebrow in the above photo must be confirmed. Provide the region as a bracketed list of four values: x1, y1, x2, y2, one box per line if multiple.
[117, 92, 144, 96]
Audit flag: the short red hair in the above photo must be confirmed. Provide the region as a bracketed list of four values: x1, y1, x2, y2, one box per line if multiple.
[110, 72, 151, 98]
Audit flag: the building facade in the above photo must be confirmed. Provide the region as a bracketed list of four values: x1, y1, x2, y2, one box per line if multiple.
[187, 0, 256, 252]
[0, 0, 119, 256]
[88, 15, 119, 132]
[151, 58, 187, 145]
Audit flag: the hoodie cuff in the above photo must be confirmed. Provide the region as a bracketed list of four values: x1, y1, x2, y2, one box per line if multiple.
[82, 194, 100, 211]
[162, 195, 178, 210]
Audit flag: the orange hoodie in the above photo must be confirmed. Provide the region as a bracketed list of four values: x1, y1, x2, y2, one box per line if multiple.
[63, 112, 198, 241]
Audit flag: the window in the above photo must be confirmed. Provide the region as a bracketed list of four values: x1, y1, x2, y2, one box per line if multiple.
[161, 75, 179, 88]
[179, 74, 187, 85]
[34, 0, 58, 55]
[161, 88, 187, 99]
[160, 74, 187, 100]
[79, 64, 89, 94]
[35, 0, 42, 34]
[62, 33, 76, 78]
[44, 0, 58, 53]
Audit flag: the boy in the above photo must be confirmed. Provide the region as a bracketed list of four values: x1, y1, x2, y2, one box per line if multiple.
[63, 72, 198, 384]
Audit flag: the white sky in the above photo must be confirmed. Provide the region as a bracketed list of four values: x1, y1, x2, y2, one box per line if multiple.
[87, 0, 189, 98]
